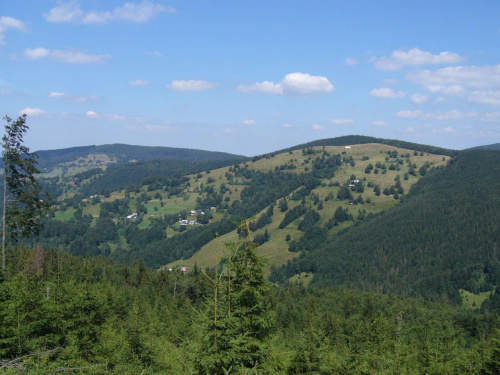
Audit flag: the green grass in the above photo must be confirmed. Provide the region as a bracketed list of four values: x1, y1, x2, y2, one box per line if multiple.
[288, 272, 314, 286]
[460, 289, 492, 309]
[47, 142, 451, 273]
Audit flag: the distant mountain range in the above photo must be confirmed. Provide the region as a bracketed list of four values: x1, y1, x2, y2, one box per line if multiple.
[22, 136, 500, 306]
[34, 143, 247, 169]
[466, 143, 500, 151]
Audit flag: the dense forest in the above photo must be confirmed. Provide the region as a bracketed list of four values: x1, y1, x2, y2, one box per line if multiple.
[272, 150, 500, 305]
[1, 135, 500, 373]
[2, 242, 500, 374]
[33, 144, 247, 169]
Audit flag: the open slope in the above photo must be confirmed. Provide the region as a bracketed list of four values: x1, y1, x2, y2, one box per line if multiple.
[272, 150, 500, 303]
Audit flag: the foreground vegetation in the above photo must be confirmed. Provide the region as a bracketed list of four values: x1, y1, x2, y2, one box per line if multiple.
[2, 244, 500, 374]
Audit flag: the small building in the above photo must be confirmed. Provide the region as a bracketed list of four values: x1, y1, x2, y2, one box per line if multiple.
[127, 213, 138, 220]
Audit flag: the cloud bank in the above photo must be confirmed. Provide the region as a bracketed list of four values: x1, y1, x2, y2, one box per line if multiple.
[372, 48, 464, 71]
[44, 1, 175, 24]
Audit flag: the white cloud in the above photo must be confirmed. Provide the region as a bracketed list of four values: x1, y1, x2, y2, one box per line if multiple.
[372, 48, 465, 71]
[237, 81, 283, 94]
[369, 87, 406, 98]
[0, 16, 27, 45]
[52, 49, 111, 63]
[372, 120, 389, 126]
[381, 79, 399, 85]
[396, 109, 476, 121]
[344, 57, 358, 66]
[44, 1, 175, 24]
[407, 64, 500, 94]
[85, 110, 142, 122]
[312, 124, 325, 130]
[242, 119, 256, 125]
[282, 123, 293, 128]
[44, 1, 83, 23]
[24, 47, 50, 60]
[396, 110, 424, 118]
[129, 79, 149, 86]
[332, 119, 354, 125]
[410, 93, 428, 104]
[469, 90, 500, 106]
[168, 80, 217, 92]
[49, 91, 96, 102]
[281, 73, 334, 95]
[19, 108, 46, 117]
[238, 72, 334, 96]
[25, 47, 110, 63]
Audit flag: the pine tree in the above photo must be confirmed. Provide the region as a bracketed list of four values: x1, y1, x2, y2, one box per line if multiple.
[195, 220, 275, 374]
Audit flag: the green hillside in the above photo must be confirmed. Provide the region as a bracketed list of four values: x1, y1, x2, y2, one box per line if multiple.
[26, 140, 451, 274]
[272, 150, 500, 304]
[35, 143, 247, 169]
[467, 143, 500, 151]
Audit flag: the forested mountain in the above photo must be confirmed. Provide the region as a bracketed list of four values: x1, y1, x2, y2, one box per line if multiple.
[272, 150, 500, 304]
[467, 143, 500, 151]
[3, 138, 500, 373]
[18, 137, 499, 307]
[34, 143, 247, 169]
[258, 135, 459, 159]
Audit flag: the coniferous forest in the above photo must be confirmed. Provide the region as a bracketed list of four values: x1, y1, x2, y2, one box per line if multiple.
[1, 136, 500, 374]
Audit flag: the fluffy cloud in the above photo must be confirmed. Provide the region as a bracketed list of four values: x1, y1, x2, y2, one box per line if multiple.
[242, 119, 256, 125]
[332, 119, 354, 125]
[168, 80, 218, 92]
[407, 65, 500, 94]
[0, 16, 27, 45]
[19, 108, 46, 117]
[25, 47, 110, 63]
[410, 93, 428, 104]
[372, 121, 389, 126]
[49, 91, 97, 102]
[468, 90, 500, 106]
[369, 87, 406, 98]
[238, 72, 334, 96]
[372, 48, 464, 71]
[344, 57, 358, 66]
[44, 1, 175, 24]
[282, 123, 293, 128]
[129, 79, 149, 86]
[312, 124, 325, 130]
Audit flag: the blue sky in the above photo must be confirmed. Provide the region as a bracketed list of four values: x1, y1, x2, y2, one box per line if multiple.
[1, 1, 500, 156]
